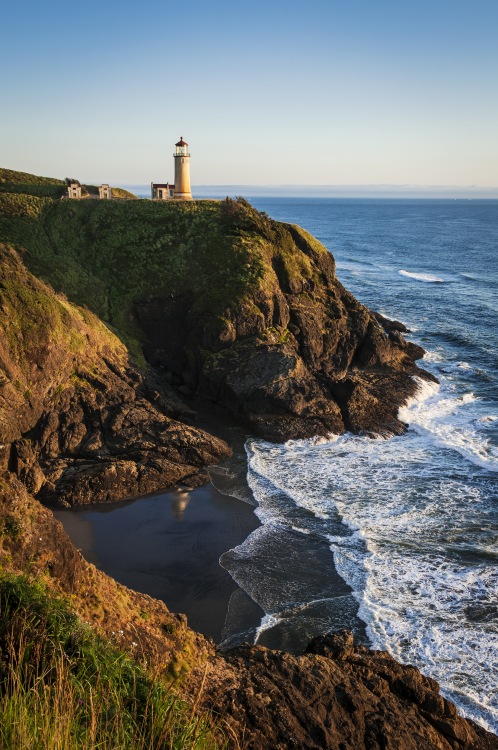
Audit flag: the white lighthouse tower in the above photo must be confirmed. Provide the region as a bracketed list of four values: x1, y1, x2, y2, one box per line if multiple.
[173, 137, 193, 201]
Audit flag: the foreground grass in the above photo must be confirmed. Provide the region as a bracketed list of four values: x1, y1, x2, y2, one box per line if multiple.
[0, 574, 227, 750]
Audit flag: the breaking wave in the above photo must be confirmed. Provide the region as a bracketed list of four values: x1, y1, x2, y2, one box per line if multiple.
[399, 270, 446, 282]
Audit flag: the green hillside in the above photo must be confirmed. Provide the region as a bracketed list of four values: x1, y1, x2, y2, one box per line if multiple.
[0, 168, 66, 199]
[0, 169, 320, 363]
[0, 168, 138, 202]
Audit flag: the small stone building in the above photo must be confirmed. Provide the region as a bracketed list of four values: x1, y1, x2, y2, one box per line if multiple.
[151, 182, 175, 200]
[67, 182, 82, 199]
[99, 184, 112, 200]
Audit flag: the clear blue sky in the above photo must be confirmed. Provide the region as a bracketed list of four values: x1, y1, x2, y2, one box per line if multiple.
[2, 0, 497, 188]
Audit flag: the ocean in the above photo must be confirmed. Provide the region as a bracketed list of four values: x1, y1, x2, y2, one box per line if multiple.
[215, 198, 498, 734]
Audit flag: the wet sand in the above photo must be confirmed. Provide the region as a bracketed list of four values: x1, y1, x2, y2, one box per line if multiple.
[55, 482, 262, 642]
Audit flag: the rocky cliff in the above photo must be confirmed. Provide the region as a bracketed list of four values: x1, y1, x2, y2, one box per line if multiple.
[0, 177, 435, 441]
[137, 206, 431, 440]
[0, 244, 229, 507]
[205, 631, 497, 750]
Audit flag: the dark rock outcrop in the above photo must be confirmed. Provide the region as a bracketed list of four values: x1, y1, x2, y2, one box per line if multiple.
[205, 631, 497, 750]
[0, 245, 230, 506]
[135, 208, 436, 441]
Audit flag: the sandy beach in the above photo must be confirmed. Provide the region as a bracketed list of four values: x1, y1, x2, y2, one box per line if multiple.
[55, 482, 261, 642]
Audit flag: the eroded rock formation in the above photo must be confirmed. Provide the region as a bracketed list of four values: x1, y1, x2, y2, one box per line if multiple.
[135, 206, 435, 441]
[0, 245, 229, 506]
[205, 632, 497, 750]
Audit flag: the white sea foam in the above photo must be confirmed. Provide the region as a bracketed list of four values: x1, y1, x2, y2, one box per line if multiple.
[399, 377, 498, 472]
[243, 368, 498, 732]
[255, 613, 281, 639]
[328, 522, 498, 733]
[399, 376, 440, 413]
[423, 349, 445, 363]
[399, 270, 446, 283]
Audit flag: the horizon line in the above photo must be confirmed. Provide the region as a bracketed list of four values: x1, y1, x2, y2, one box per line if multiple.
[119, 182, 498, 190]
[117, 182, 498, 198]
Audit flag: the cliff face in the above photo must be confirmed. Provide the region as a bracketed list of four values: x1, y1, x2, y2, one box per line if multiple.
[0, 181, 434, 442]
[137, 211, 431, 440]
[0, 244, 229, 507]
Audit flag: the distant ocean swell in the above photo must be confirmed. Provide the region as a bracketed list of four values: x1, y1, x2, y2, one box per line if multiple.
[399, 269, 446, 283]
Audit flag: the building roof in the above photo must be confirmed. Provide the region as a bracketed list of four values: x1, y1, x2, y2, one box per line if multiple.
[175, 137, 188, 147]
[152, 183, 175, 188]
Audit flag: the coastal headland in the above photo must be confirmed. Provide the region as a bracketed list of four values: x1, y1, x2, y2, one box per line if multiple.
[0, 167, 495, 749]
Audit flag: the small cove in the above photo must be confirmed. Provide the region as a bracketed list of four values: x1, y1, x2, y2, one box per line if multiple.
[55, 482, 263, 642]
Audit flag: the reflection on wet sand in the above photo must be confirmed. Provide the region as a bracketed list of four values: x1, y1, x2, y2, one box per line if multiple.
[171, 490, 190, 520]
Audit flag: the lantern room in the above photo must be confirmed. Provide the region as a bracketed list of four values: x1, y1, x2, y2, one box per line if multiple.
[175, 137, 190, 157]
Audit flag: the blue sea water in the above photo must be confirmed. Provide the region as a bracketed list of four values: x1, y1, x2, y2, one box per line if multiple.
[218, 199, 498, 733]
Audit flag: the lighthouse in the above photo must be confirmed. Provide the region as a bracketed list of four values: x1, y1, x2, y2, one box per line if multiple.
[173, 137, 193, 201]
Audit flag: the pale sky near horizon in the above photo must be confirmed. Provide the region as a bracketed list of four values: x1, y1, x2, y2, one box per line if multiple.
[1, 0, 497, 188]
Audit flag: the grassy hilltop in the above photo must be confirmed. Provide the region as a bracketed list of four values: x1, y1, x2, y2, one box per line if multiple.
[0, 168, 137, 204]
[0, 168, 317, 365]
[0, 168, 66, 199]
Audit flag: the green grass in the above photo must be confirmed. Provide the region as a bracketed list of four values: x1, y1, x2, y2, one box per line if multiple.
[110, 187, 139, 200]
[0, 169, 333, 365]
[0, 169, 66, 199]
[0, 574, 228, 750]
[0, 192, 266, 359]
[0, 245, 122, 379]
